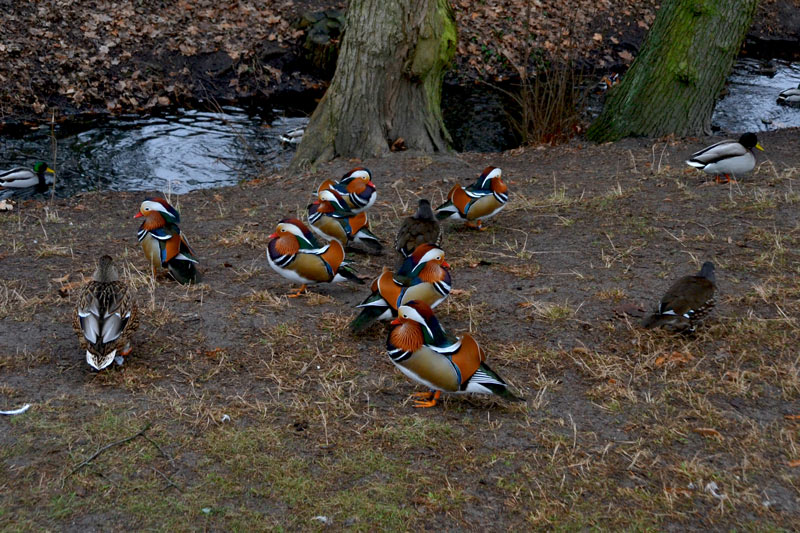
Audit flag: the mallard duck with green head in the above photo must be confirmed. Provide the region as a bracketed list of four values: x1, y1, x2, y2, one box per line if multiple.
[685, 133, 764, 184]
[0, 161, 55, 193]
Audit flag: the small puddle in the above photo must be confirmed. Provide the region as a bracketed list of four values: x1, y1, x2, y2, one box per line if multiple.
[712, 58, 800, 133]
[1, 107, 308, 196]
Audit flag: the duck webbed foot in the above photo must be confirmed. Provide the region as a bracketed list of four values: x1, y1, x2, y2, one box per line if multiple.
[287, 284, 308, 298]
[412, 390, 441, 408]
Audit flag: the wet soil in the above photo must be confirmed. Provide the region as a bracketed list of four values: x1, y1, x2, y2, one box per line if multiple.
[1, 129, 799, 529]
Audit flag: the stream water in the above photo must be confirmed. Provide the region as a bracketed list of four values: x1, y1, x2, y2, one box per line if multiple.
[1, 60, 798, 196]
[711, 58, 800, 133]
[0, 108, 307, 196]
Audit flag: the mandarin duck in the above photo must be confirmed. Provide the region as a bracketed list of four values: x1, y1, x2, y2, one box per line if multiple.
[350, 243, 451, 333]
[642, 261, 716, 332]
[267, 218, 363, 297]
[594, 72, 620, 94]
[0, 161, 55, 196]
[777, 83, 800, 107]
[307, 194, 383, 254]
[317, 167, 376, 214]
[395, 199, 441, 263]
[686, 133, 764, 184]
[73, 255, 139, 371]
[135, 197, 199, 284]
[436, 166, 509, 230]
[386, 301, 522, 408]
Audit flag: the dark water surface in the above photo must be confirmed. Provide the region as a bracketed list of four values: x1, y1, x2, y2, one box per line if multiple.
[712, 58, 800, 133]
[2, 59, 798, 196]
[1, 107, 307, 196]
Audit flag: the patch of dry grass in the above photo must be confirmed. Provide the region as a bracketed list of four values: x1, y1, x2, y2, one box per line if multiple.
[3, 150, 800, 531]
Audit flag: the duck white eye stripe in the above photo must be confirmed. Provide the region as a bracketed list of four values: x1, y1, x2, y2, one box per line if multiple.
[418, 248, 444, 265]
[140, 201, 172, 215]
[484, 168, 501, 182]
[278, 224, 307, 239]
[348, 171, 370, 180]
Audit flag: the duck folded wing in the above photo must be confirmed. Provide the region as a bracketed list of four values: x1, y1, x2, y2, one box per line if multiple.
[77, 283, 133, 346]
[688, 140, 745, 166]
[398, 345, 461, 392]
[290, 252, 336, 282]
[658, 277, 714, 317]
[450, 333, 485, 382]
[462, 194, 503, 221]
[319, 240, 345, 272]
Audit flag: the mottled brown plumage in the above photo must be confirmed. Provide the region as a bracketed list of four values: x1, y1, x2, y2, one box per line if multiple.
[643, 261, 716, 332]
[395, 199, 441, 261]
[73, 255, 139, 370]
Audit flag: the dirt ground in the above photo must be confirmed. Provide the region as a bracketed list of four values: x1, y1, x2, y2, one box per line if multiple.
[1, 128, 799, 530]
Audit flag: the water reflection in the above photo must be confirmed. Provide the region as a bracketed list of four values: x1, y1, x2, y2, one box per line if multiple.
[712, 58, 800, 133]
[0, 108, 308, 195]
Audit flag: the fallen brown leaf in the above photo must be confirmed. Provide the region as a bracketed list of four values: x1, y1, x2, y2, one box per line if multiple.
[58, 280, 84, 298]
[390, 137, 406, 152]
[692, 427, 723, 439]
[612, 301, 645, 318]
[788, 459, 800, 467]
[655, 351, 694, 367]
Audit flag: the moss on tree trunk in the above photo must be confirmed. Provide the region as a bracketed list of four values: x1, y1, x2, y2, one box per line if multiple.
[288, 0, 457, 173]
[587, 0, 759, 143]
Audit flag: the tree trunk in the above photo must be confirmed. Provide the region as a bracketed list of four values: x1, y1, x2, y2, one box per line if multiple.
[288, 0, 457, 172]
[586, 0, 759, 142]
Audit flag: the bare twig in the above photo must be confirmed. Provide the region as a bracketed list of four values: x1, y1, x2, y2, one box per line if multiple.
[49, 110, 57, 202]
[151, 466, 183, 492]
[144, 434, 176, 467]
[67, 423, 152, 476]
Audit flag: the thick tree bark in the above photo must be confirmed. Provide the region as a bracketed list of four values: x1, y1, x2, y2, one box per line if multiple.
[288, 0, 457, 172]
[587, 0, 759, 142]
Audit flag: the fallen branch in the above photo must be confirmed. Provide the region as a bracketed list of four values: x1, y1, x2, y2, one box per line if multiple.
[151, 466, 183, 492]
[144, 434, 175, 467]
[68, 423, 151, 476]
